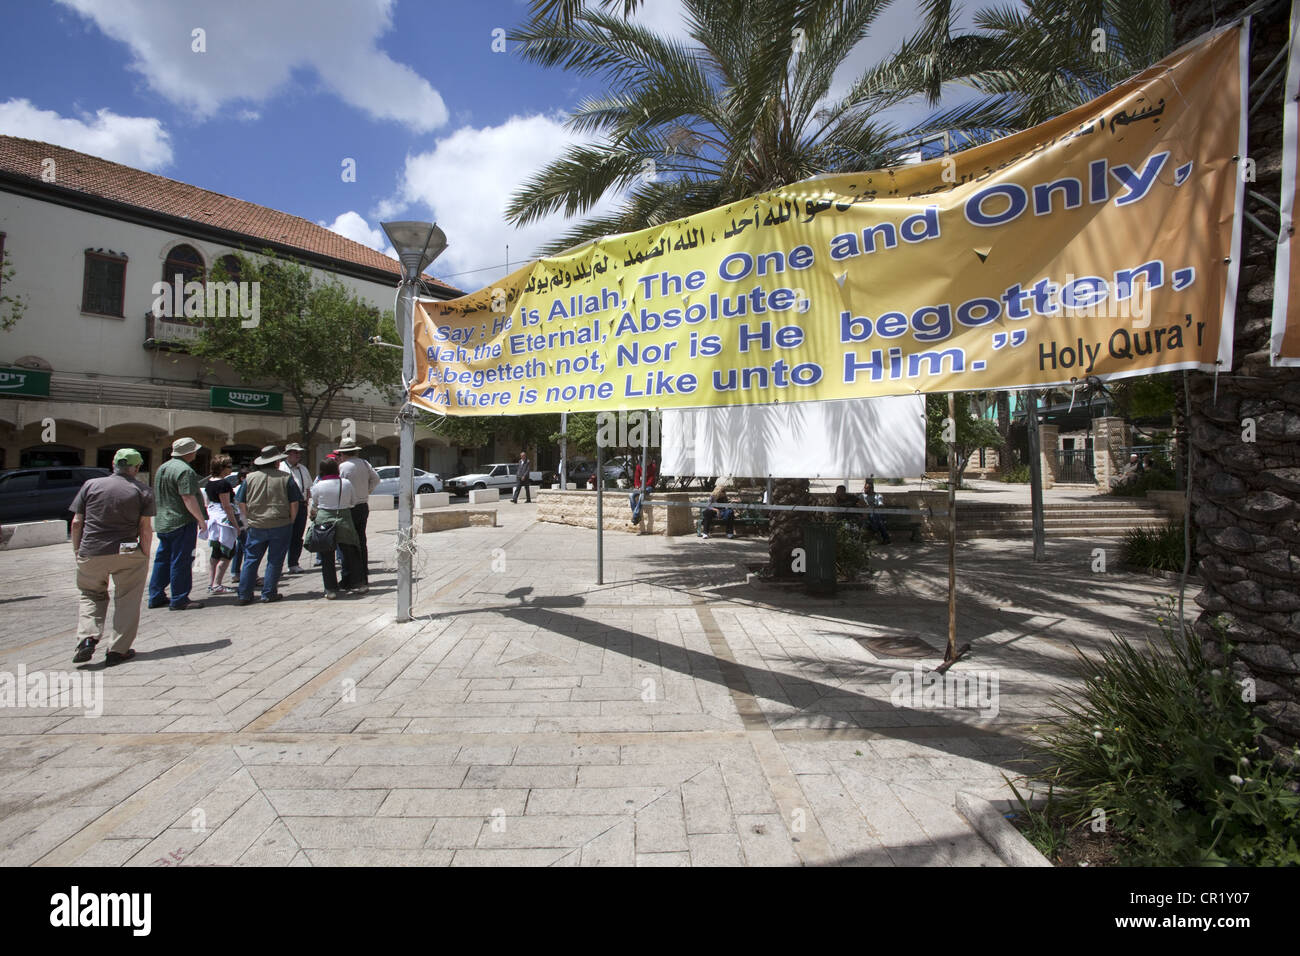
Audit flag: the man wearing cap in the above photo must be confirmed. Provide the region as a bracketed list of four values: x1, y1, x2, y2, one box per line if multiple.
[148, 437, 208, 611]
[279, 442, 312, 575]
[235, 445, 303, 604]
[336, 444, 380, 585]
[71, 449, 156, 666]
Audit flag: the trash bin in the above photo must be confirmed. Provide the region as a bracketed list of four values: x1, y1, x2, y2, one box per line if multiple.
[802, 522, 837, 595]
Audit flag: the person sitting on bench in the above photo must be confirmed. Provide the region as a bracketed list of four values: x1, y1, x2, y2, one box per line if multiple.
[861, 478, 891, 544]
[700, 489, 735, 539]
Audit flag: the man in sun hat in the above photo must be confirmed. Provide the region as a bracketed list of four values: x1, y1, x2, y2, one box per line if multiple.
[71, 449, 156, 666]
[234, 444, 303, 605]
[148, 436, 208, 612]
[279, 442, 312, 574]
[336, 442, 380, 586]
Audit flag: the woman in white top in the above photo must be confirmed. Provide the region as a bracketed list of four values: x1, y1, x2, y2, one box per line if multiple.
[203, 455, 240, 594]
[307, 459, 366, 598]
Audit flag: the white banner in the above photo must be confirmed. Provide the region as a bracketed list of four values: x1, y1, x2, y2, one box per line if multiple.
[661, 396, 925, 479]
[1272, 1, 1300, 365]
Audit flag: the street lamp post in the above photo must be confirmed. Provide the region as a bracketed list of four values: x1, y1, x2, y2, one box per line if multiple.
[381, 221, 447, 622]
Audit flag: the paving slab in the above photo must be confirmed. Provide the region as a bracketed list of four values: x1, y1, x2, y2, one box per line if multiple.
[0, 506, 1191, 866]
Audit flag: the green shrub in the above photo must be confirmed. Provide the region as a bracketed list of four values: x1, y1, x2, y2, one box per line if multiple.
[834, 520, 871, 579]
[1000, 464, 1031, 483]
[1121, 521, 1187, 574]
[1107, 465, 1176, 497]
[1024, 606, 1300, 866]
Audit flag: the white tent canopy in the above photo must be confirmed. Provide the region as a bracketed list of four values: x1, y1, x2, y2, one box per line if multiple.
[661, 395, 925, 479]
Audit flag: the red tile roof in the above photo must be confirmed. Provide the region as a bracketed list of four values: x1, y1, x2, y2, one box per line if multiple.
[0, 135, 461, 295]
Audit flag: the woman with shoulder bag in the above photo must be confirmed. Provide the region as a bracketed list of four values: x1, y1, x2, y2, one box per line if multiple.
[307, 458, 366, 599]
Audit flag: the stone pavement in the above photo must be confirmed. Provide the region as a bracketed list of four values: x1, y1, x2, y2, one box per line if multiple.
[0, 498, 1190, 866]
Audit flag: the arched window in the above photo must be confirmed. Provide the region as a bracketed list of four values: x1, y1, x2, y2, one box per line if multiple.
[162, 243, 204, 286]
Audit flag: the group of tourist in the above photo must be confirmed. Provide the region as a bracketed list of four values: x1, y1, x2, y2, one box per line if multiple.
[69, 436, 381, 667]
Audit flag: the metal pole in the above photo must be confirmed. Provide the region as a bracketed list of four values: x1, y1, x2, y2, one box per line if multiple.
[945, 392, 957, 663]
[397, 272, 416, 622]
[639, 412, 650, 505]
[595, 440, 604, 584]
[560, 411, 568, 489]
[1026, 389, 1046, 561]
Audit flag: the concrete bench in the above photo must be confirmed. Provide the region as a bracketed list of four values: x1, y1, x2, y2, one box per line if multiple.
[367, 494, 396, 511]
[416, 492, 450, 509]
[467, 488, 500, 504]
[416, 508, 497, 532]
[0, 520, 68, 550]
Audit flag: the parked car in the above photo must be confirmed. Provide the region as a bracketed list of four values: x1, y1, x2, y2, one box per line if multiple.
[446, 463, 557, 495]
[446, 463, 518, 496]
[0, 466, 111, 527]
[373, 467, 443, 496]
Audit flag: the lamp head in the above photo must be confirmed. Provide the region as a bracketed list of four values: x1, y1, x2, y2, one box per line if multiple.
[381, 221, 447, 279]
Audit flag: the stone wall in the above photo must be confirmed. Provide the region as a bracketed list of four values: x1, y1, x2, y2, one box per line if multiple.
[536, 489, 695, 535]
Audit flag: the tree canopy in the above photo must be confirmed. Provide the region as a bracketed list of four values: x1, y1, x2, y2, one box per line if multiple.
[189, 252, 401, 453]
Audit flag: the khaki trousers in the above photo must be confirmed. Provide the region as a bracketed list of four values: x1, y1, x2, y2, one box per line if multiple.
[76, 551, 149, 654]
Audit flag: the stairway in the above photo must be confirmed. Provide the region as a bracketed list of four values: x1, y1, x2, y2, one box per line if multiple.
[954, 498, 1173, 539]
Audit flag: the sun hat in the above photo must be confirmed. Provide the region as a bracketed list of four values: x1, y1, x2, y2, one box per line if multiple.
[171, 437, 201, 457]
[285, 442, 306, 453]
[113, 448, 144, 467]
[254, 444, 287, 465]
[336, 443, 363, 454]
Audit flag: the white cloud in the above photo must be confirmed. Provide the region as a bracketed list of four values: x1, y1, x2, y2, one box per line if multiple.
[53, 0, 448, 132]
[384, 113, 621, 290]
[0, 98, 173, 170]
[320, 210, 390, 254]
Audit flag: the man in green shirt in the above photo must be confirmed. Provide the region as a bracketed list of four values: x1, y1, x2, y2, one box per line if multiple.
[148, 436, 208, 611]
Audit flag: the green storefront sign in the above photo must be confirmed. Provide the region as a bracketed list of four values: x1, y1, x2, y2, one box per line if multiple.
[0, 367, 51, 397]
[210, 386, 283, 412]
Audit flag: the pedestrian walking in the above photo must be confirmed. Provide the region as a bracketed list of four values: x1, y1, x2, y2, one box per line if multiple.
[71, 448, 155, 666]
[336, 443, 380, 584]
[511, 450, 531, 504]
[203, 455, 241, 594]
[228, 466, 249, 585]
[234, 445, 303, 605]
[279, 442, 312, 575]
[148, 436, 208, 611]
[306, 458, 367, 599]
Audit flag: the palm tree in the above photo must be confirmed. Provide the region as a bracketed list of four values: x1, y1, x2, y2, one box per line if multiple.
[507, 0, 920, 575]
[910, 0, 1298, 760]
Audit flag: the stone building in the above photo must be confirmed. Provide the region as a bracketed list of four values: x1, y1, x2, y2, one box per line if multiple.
[0, 135, 464, 479]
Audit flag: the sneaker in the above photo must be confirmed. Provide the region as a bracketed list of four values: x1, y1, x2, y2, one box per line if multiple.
[259, 593, 283, 603]
[72, 637, 98, 664]
[288, 566, 304, 575]
[352, 585, 369, 595]
[325, 590, 338, 600]
[727, 532, 735, 539]
[209, 584, 233, 595]
[700, 533, 709, 539]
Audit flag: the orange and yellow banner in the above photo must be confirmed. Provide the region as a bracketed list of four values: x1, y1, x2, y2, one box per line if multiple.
[414, 23, 1245, 416]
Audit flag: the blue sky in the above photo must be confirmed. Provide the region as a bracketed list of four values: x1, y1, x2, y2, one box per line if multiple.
[0, 0, 982, 290]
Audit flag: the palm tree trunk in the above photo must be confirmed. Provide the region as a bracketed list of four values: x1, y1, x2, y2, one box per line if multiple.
[768, 477, 810, 578]
[1175, 0, 1300, 762]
